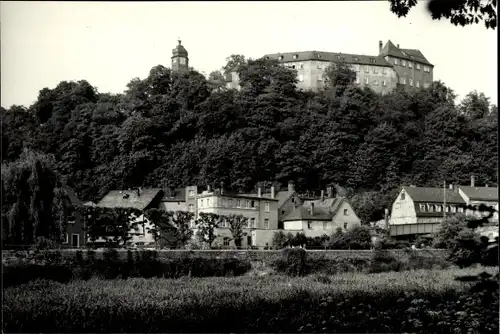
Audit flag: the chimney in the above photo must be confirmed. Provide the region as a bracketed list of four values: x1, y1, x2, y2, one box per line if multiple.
[288, 181, 295, 193]
[379, 40, 383, 52]
[310, 202, 315, 216]
[257, 186, 262, 197]
[326, 186, 333, 198]
[321, 190, 325, 202]
[397, 44, 400, 48]
[384, 208, 389, 230]
[207, 185, 211, 192]
[271, 186, 275, 199]
[470, 175, 475, 187]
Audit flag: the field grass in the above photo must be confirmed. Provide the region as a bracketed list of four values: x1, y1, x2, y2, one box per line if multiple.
[4, 266, 498, 333]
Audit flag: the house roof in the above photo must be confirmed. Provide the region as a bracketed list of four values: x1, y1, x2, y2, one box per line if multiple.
[459, 186, 499, 202]
[379, 40, 433, 66]
[264, 51, 393, 68]
[283, 197, 347, 221]
[276, 191, 295, 208]
[97, 188, 163, 210]
[402, 186, 465, 204]
[162, 187, 186, 202]
[63, 186, 83, 206]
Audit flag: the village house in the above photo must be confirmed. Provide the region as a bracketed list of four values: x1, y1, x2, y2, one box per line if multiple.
[458, 175, 498, 223]
[62, 186, 87, 248]
[276, 181, 304, 229]
[389, 185, 466, 238]
[282, 190, 361, 238]
[195, 184, 279, 248]
[94, 188, 164, 247]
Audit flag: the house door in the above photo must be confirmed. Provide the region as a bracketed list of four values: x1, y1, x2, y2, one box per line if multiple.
[247, 235, 252, 248]
[72, 234, 80, 248]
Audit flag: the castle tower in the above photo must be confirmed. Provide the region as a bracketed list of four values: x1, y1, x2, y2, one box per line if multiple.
[171, 39, 189, 71]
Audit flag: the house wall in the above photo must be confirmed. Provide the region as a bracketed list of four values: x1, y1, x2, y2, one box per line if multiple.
[331, 201, 362, 230]
[278, 192, 303, 222]
[64, 211, 85, 248]
[390, 188, 418, 225]
[384, 56, 433, 89]
[160, 201, 187, 212]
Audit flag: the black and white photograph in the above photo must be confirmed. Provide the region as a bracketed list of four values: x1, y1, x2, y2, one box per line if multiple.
[1, 1, 498, 333]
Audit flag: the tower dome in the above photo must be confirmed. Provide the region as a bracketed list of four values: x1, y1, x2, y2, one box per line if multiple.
[171, 39, 189, 71]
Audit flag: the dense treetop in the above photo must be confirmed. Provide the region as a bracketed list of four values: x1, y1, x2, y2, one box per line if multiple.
[1, 57, 497, 223]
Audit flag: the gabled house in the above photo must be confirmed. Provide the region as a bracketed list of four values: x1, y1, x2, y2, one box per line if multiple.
[389, 185, 466, 238]
[458, 182, 498, 223]
[276, 181, 304, 228]
[282, 196, 361, 238]
[94, 188, 164, 246]
[62, 186, 86, 248]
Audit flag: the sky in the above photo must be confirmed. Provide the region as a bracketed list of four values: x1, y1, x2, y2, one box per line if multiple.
[1, 1, 497, 109]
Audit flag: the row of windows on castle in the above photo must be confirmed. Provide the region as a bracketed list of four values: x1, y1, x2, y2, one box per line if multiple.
[283, 60, 430, 73]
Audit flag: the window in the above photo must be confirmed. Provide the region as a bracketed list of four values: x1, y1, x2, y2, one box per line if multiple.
[307, 222, 312, 229]
[317, 74, 323, 81]
[399, 77, 406, 84]
[293, 54, 298, 60]
[364, 65, 369, 73]
[190, 220, 196, 228]
[237, 199, 241, 207]
[373, 67, 378, 74]
[424, 66, 430, 72]
[265, 202, 270, 212]
[416, 63, 421, 70]
[281, 210, 285, 214]
[179, 58, 186, 65]
[370, 58, 376, 63]
[416, 80, 420, 88]
[344, 222, 348, 230]
[394, 59, 399, 65]
[298, 74, 304, 82]
[402, 60, 406, 67]
[64, 234, 69, 244]
[382, 67, 387, 74]
[264, 219, 269, 229]
[291, 197, 295, 203]
[223, 237, 230, 246]
[436, 205, 442, 212]
[373, 80, 379, 86]
[344, 209, 348, 216]
[409, 79, 413, 86]
[364, 78, 369, 85]
[429, 205, 435, 212]
[250, 200, 255, 208]
[408, 62, 413, 69]
[401, 193, 405, 200]
[317, 63, 322, 69]
[188, 190, 194, 197]
[423, 82, 430, 88]
[299, 63, 304, 69]
[188, 204, 194, 212]
[355, 77, 360, 84]
[451, 206, 456, 213]
[207, 198, 211, 206]
[458, 207, 464, 213]
[323, 222, 328, 230]
[279, 55, 284, 60]
[446, 206, 450, 212]
[250, 218, 256, 228]
[382, 80, 386, 86]
[200, 199, 204, 207]
[353, 57, 359, 61]
[228, 199, 233, 207]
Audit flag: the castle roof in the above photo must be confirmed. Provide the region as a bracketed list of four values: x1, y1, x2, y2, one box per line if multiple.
[379, 40, 433, 66]
[264, 50, 393, 67]
[172, 40, 188, 58]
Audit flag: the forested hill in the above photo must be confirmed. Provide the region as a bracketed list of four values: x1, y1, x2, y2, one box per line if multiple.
[1, 57, 497, 222]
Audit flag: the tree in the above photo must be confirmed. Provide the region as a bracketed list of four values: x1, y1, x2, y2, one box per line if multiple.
[322, 61, 357, 96]
[1, 149, 72, 247]
[171, 211, 195, 248]
[195, 212, 222, 248]
[459, 90, 491, 120]
[222, 54, 246, 74]
[225, 214, 248, 248]
[329, 225, 372, 250]
[389, 0, 497, 29]
[144, 208, 177, 249]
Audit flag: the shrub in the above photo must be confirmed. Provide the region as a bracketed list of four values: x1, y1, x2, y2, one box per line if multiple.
[368, 250, 403, 273]
[272, 248, 307, 276]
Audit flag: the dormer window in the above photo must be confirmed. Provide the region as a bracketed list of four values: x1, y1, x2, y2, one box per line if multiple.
[420, 204, 426, 211]
[293, 54, 298, 60]
[394, 59, 399, 65]
[353, 57, 359, 61]
[317, 53, 321, 58]
[278, 55, 284, 60]
[370, 58, 376, 63]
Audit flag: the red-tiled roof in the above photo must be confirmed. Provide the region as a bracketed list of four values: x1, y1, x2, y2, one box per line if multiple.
[97, 188, 163, 210]
[459, 186, 499, 202]
[264, 51, 393, 67]
[402, 186, 465, 204]
[379, 40, 433, 66]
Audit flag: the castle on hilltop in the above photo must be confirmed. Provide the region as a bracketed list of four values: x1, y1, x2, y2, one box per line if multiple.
[170, 40, 434, 95]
